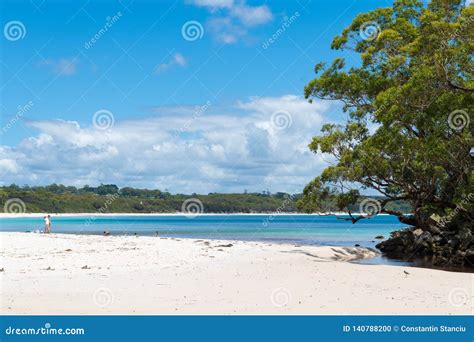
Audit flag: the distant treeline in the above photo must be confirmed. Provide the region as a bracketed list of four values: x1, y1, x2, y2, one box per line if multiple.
[1, 184, 413, 214]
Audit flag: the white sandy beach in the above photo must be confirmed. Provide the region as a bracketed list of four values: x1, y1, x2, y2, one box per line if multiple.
[0, 232, 472, 315]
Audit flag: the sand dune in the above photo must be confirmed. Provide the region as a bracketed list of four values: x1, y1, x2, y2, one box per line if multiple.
[0, 232, 472, 315]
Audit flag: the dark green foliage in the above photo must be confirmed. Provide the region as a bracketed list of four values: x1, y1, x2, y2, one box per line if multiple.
[299, 0, 473, 265]
[0, 184, 412, 214]
[0, 184, 300, 213]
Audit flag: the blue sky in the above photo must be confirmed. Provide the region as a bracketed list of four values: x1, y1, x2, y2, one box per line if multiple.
[1, 0, 393, 193]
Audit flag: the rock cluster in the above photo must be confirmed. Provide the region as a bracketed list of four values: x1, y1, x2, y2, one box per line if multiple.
[376, 224, 474, 267]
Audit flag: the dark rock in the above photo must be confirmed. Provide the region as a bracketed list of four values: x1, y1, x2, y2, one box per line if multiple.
[414, 231, 433, 250]
[377, 223, 474, 267]
[447, 238, 460, 249]
[374, 235, 385, 239]
[465, 247, 474, 264]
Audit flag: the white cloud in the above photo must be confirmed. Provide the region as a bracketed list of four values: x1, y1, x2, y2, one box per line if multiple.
[207, 17, 246, 44]
[230, 3, 272, 27]
[39, 58, 79, 76]
[188, 0, 273, 44]
[0, 95, 331, 194]
[188, 0, 234, 10]
[155, 53, 187, 74]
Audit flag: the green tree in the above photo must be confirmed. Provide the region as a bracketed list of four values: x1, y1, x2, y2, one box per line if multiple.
[299, 0, 473, 264]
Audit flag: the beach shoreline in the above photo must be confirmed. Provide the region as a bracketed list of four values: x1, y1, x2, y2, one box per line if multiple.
[0, 232, 471, 315]
[0, 212, 391, 218]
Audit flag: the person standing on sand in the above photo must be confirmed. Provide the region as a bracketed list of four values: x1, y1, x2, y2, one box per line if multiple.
[44, 215, 51, 233]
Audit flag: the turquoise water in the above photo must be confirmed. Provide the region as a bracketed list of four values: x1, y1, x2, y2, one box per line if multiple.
[0, 214, 405, 249]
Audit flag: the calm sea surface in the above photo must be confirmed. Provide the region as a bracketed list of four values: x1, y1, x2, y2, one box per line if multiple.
[0, 214, 403, 246]
[2, 214, 472, 271]
[1, 214, 414, 266]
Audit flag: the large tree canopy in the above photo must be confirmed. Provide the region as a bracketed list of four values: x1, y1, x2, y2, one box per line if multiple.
[299, 0, 473, 264]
